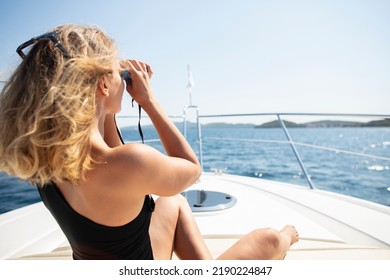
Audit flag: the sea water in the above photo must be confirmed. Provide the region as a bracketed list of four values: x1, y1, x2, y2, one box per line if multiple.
[1, 127, 389, 214]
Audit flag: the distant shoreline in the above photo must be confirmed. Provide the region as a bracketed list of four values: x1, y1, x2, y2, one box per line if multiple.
[254, 118, 390, 128]
[121, 118, 390, 130]
[199, 118, 390, 129]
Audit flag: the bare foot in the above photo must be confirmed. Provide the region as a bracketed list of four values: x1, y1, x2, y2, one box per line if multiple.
[280, 225, 299, 245]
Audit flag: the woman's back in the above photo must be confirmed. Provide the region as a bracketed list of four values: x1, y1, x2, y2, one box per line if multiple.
[38, 181, 154, 260]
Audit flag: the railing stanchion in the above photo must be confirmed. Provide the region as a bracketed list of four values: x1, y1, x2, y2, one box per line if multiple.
[183, 105, 203, 168]
[196, 107, 203, 168]
[183, 107, 187, 139]
[277, 114, 316, 189]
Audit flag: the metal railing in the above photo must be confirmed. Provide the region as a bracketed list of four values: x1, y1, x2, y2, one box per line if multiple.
[187, 109, 390, 190]
[117, 109, 390, 191]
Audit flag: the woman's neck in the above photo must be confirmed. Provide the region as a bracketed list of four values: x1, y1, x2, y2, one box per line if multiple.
[90, 113, 109, 152]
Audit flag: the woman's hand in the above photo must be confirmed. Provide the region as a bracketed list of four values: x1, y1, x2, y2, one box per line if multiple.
[119, 60, 201, 196]
[121, 60, 154, 107]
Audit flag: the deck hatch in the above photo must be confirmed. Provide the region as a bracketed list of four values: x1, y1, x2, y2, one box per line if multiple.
[183, 190, 237, 212]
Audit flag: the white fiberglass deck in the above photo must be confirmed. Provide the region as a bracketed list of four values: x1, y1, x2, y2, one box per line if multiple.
[1, 173, 390, 260]
[191, 173, 390, 259]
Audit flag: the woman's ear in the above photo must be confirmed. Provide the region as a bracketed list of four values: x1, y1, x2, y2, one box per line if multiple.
[97, 76, 110, 96]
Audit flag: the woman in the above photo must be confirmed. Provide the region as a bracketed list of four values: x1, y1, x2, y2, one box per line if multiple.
[0, 24, 298, 260]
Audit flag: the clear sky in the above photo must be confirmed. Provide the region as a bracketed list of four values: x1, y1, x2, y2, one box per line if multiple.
[0, 0, 389, 125]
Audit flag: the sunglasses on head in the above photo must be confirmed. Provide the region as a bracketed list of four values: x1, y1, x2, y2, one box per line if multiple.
[16, 30, 69, 59]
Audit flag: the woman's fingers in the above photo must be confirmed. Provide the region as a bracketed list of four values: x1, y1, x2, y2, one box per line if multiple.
[120, 59, 155, 107]
[121, 59, 153, 80]
[145, 63, 153, 79]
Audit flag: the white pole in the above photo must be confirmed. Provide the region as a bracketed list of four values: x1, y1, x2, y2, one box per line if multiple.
[189, 88, 193, 106]
[187, 64, 194, 107]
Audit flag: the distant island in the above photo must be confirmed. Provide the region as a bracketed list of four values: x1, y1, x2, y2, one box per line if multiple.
[121, 118, 390, 130]
[254, 118, 390, 128]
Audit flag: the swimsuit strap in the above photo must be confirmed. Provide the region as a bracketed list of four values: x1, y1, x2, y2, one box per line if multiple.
[132, 99, 144, 144]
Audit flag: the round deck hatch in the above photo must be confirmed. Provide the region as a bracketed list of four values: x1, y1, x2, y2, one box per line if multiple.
[183, 190, 237, 212]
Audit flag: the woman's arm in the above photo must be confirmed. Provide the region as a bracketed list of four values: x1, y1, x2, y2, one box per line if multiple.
[117, 60, 201, 196]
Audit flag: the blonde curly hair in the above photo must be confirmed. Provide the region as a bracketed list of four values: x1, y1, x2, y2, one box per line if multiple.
[0, 24, 118, 185]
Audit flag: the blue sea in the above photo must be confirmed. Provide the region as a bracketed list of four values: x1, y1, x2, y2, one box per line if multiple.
[1, 126, 389, 214]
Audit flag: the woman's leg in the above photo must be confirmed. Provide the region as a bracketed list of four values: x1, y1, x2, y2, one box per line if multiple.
[217, 226, 299, 260]
[149, 194, 299, 260]
[149, 194, 213, 260]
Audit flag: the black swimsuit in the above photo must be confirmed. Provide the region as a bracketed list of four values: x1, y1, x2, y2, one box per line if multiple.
[38, 182, 154, 260]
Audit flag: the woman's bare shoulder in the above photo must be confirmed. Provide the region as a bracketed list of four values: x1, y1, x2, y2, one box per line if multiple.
[109, 142, 156, 166]
[105, 143, 200, 197]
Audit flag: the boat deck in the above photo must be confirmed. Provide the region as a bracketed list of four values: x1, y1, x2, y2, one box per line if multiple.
[14, 239, 390, 260]
[1, 173, 390, 260]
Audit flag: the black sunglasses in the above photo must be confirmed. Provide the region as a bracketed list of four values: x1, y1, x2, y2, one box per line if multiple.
[16, 30, 69, 59]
